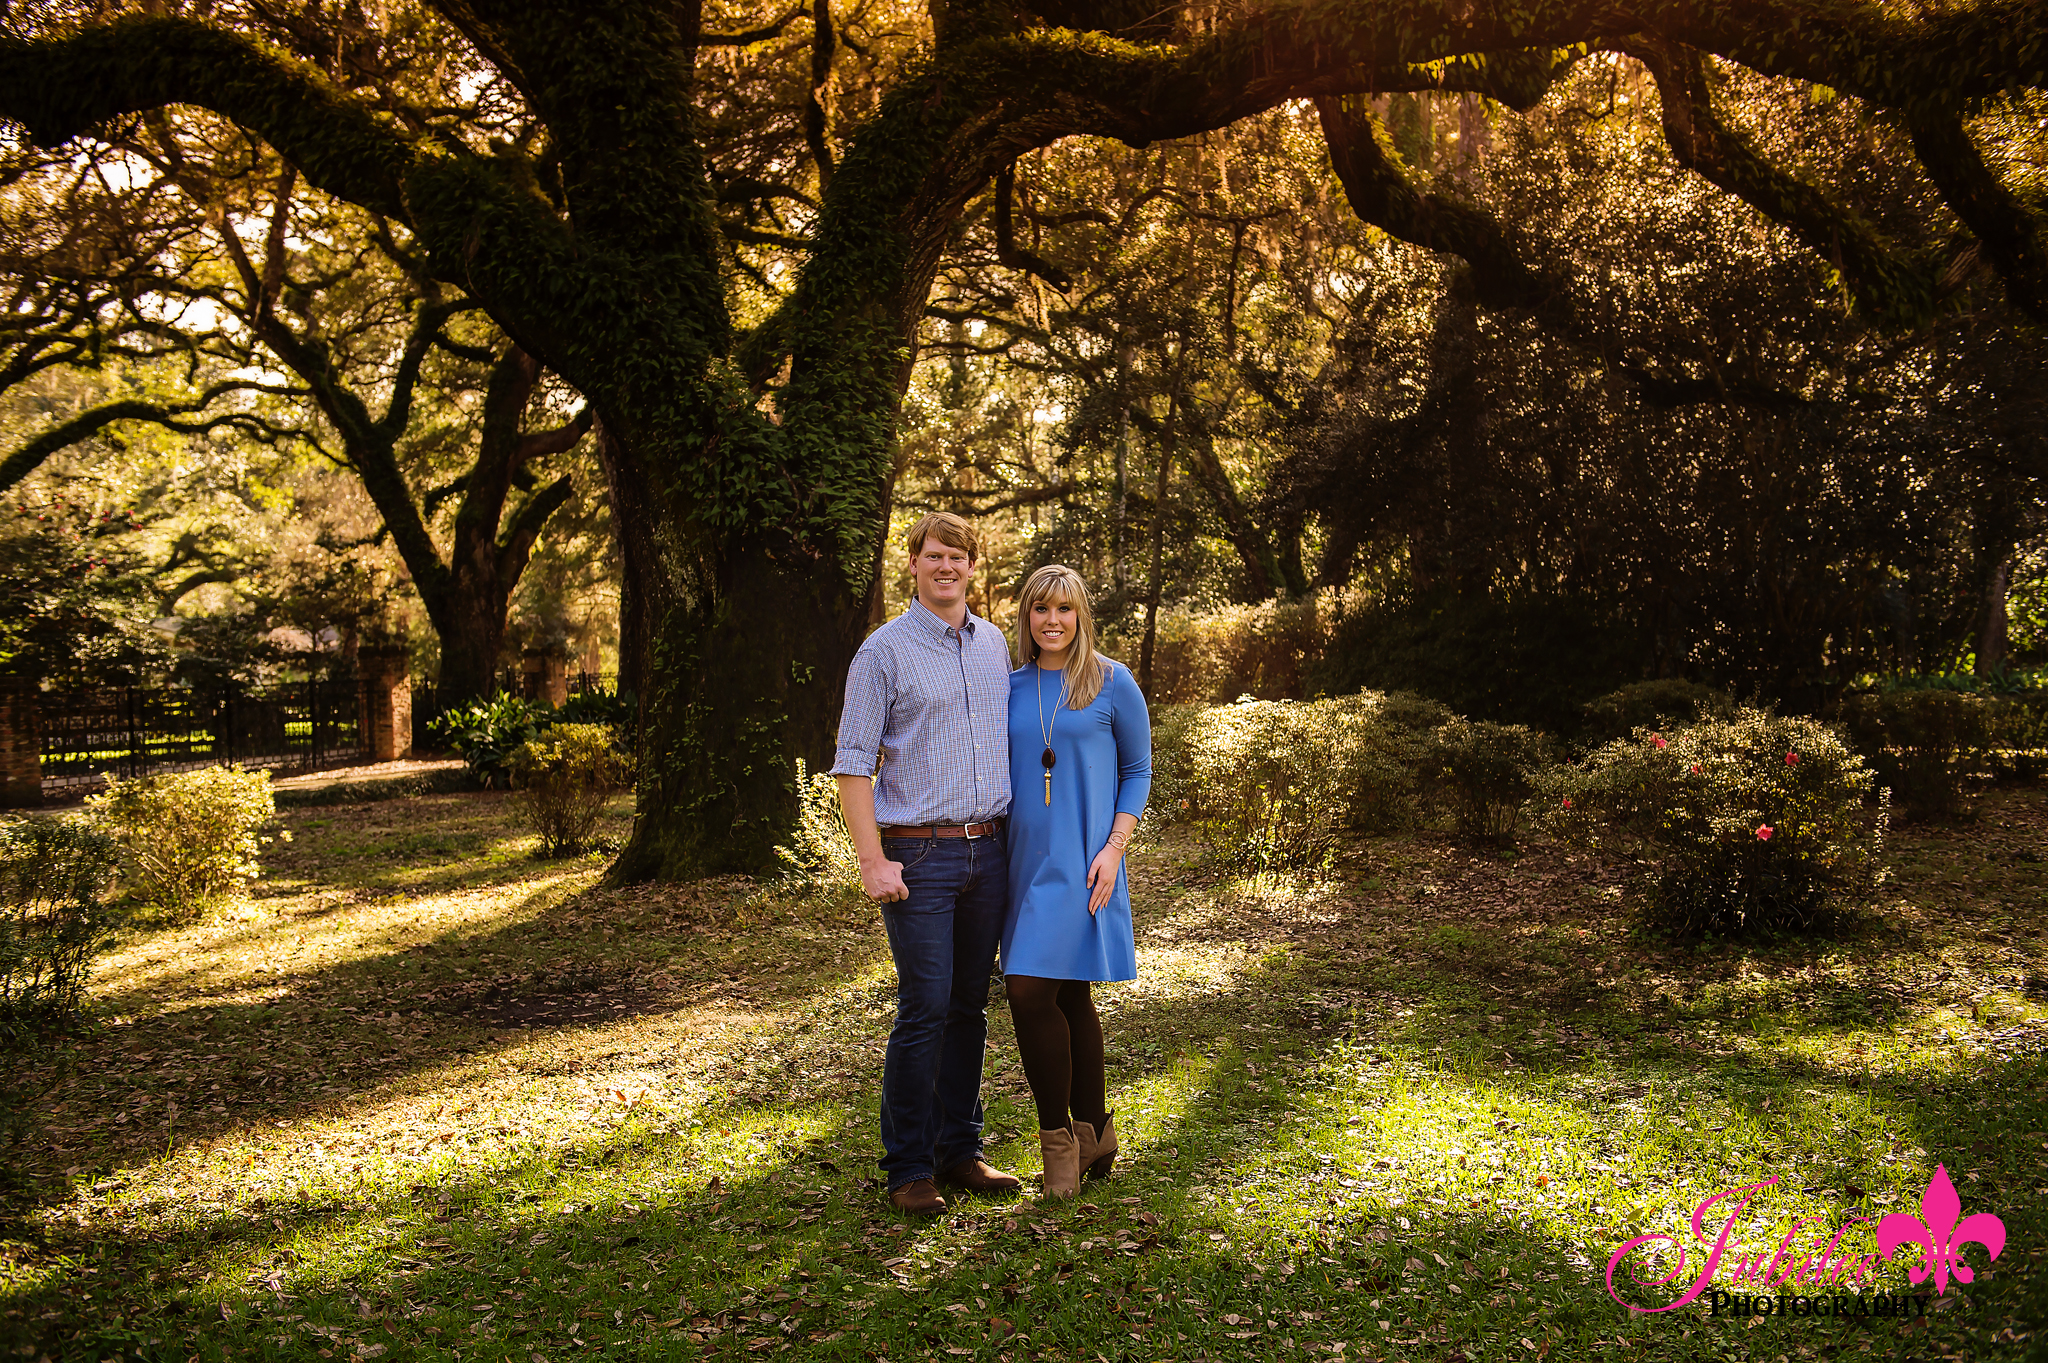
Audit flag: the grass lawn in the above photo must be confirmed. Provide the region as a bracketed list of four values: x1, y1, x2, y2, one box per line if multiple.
[3, 785, 2045, 1362]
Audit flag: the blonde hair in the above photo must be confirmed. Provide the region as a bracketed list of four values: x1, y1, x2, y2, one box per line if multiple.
[904, 511, 978, 562]
[1014, 564, 1110, 710]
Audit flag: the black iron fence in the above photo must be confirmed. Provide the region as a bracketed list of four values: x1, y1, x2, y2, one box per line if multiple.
[39, 680, 366, 793]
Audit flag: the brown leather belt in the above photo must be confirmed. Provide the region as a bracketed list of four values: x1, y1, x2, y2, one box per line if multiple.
[879, 820, 1002, 839]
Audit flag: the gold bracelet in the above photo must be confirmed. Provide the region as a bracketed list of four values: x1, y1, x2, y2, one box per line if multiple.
[1106, 828, 1131, 852]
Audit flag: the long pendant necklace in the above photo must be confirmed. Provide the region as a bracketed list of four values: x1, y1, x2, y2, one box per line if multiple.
[1036, 661, 1070, 806]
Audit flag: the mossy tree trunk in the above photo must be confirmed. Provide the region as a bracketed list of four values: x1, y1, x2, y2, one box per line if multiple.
[5, 0, 2044, 875]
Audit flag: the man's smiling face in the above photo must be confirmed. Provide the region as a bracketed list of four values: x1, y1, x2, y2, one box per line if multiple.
[909, 538, 975, 615]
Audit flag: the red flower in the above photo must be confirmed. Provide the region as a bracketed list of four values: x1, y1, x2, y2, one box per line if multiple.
[1785, 752, 1799, 765]
[1561, 797, 1574, 809]
[1689, 764, 1701, 774]
[1756, 825, 1774, 840]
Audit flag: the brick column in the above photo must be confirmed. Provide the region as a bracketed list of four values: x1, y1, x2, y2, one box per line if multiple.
[522, 649, 569, 707]
[0, 675, 42, 808]
[357, 648, 412, 762]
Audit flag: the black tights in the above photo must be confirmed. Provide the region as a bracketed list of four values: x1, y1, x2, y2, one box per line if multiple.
[1005, 975, 1108, 1133]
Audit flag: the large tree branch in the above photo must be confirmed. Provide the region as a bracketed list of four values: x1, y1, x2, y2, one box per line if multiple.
[993, 164, 1071, 292]
[379, 297, 483, 441]
[0, 383, 288, 495]
[1620, 37, 1939, 325]
[1313, 97, 1551, 310]
[806, 0, 838, 188]
[515, 406, 595, 463]
[927, 482, 1072, 515]
[948, 4, 2047, 165]
[0, 16, 416, 221]
[703, 6, 808, 46]
[495, 473, 576, 584]
[1907, 107, 2048, 326]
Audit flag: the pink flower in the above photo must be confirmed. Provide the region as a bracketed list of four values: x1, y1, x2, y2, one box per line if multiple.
[1650, 733, 1668, 749]
[1756, 825, 1774, 841]
[1785, 752, 1799, 765]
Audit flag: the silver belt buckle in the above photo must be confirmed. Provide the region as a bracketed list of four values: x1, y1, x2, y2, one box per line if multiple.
[961, 821, 983, 840]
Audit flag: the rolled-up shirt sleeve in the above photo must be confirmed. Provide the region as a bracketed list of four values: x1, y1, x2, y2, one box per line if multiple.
[1110, 664, 1152, 819]
[830, 643, 891, 779]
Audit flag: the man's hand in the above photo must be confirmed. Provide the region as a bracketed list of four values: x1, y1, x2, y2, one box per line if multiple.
[861, 854, 910, 903]
[1085, 844, 1123, 915]
[838, 774, 906, 902]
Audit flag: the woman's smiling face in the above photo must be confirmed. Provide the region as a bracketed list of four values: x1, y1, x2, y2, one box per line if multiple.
[1030, 595, 1077, 657]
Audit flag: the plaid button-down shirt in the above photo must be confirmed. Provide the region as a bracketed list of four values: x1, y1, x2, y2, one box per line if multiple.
[829, 597, 1013, 826]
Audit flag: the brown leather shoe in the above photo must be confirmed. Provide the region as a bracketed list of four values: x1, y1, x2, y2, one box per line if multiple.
[939, 1158, 1023, 1195]
[887, 1178, 947, 1217]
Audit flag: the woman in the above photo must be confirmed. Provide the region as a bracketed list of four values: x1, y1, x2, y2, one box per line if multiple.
[1003, 565, 1151, 1199]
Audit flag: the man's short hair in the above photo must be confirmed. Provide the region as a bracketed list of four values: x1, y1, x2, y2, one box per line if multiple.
[904, 511, 978, 562]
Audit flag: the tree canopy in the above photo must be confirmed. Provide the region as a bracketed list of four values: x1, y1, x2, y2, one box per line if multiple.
[2, 0, 2044, 875]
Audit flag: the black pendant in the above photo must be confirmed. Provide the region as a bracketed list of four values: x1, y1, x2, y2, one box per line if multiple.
[1041, 746, 1056, 771]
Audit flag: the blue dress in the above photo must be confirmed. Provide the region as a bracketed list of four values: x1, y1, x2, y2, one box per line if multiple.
[1002, 660, 1152, 981]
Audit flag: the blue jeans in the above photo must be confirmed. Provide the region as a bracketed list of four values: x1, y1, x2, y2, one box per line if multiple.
[876, 826, 1008, 1190]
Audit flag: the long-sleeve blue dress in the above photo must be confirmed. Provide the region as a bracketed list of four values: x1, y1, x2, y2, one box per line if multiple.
[1002, 659, 1152, 981]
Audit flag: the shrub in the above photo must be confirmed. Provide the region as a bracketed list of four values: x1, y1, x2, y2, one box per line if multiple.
[557, 687, 639, 732]
[1876, 669, 2047, 696]
[1104, 596, 1328, 704]
[1578, 680, 1737, 748]
[1422, 719, 1557, 844]
[1173, 690, 1449, 872]
[431, 692, 551, 787]
[1179, 698, 1347, 873]
[86, 766, 277, 917]
[1548, 709, 1885, 936]
[1346, 693, 1450, 833]
[1146, 705, 1204, 823]
[509, 724, 630, 856]
[773, 759, 861, 895]
[1838, 690, 2010, 816]
[0, 818, 121, 1039]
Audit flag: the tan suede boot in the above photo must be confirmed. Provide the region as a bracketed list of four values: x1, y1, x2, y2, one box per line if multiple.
[1038, 1124, 1080, 1200]
[1075, 1111, 1118, 1180]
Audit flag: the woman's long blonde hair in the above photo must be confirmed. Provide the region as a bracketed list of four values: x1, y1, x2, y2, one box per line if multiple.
[1014, 564, 1110, 709]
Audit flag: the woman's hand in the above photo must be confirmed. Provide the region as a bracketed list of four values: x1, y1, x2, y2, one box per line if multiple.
[1086, 842, 1124, 915]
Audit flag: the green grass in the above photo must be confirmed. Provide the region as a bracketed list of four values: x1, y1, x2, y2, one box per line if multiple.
[4, 787, 2046, 1362]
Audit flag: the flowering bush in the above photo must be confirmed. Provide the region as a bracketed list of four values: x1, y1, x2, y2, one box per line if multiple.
[86, 766, 277, 918]
[508, 724, 630, 856]
[1546, 710, 1885, 936]
[1422, 719, 1557, 844]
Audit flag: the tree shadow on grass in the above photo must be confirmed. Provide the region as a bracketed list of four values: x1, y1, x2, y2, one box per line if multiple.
[5, 876, 890, 1205]
[8, 928, 2047, 1363]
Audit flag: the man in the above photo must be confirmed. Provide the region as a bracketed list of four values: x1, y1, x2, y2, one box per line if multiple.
[832, 511, 1022, 1215]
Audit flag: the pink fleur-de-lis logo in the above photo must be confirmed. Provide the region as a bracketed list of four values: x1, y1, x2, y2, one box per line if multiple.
[1876, 1164, 2006, 1296]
